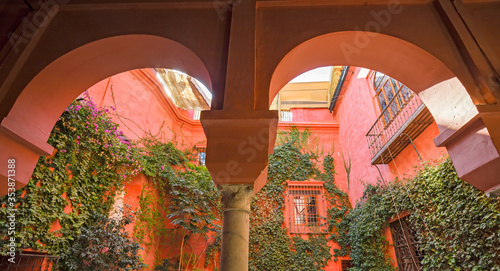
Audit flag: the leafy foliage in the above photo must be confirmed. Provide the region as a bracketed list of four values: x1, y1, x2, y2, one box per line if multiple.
[321, 155, 351, 260]
[0, 94, 141, 271]
[336, 159, 500, 271]
[61, 209, 145, 271]
[134, 137, 221, 270]
[0, 94, 221, 271]
[248, 127, 350, 270]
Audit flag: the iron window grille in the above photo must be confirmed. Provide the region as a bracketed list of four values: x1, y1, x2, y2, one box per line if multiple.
[0, 252, 59, 271]
[390, 216, 424, 271]
[286, 181, 327, 234]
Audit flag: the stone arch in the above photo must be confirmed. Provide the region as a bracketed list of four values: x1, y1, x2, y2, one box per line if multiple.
[269, 31, 477, 134]
[0, 34, 212, 193]
[268, 31, 500, 192]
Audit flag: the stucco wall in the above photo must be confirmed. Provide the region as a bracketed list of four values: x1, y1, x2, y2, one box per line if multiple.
[86, 69, 207, 148]
[335, 67, 448, 204]
[335, 68, 393, 205]
[84, 67, 447, 270]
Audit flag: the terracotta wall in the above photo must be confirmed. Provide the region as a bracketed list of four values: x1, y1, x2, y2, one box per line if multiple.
[334, 67, 448, 204]
[118, 174, 214, 270]
[280, 107, 348, 193]
[81, 67, 446, 270]
[334, 68, 393, 205]
[86, 69, 207, 148]
[387, 123, 447, 177]
[85, 69, 212, 270]
[333, 67, 449, 269]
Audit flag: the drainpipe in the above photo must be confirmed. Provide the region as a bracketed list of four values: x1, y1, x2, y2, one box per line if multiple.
[329, 66, 350, 113]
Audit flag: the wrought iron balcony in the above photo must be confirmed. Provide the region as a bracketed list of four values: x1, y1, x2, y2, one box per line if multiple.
[366, 85, 434, 165]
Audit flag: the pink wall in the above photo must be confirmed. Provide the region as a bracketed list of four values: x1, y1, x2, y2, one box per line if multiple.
[290, 108, 336, 123]
[388, 123, 447, 178]
[334, 67, 448, 204]
[334, 67, 450, 269]
[278, 108, 348, 192]
[334, 68, 393, 205]
[82, 67, 448, 270]
[120, 174, 214, 270]
[86, 69, 206, 149]
[85, 69, 212, 270]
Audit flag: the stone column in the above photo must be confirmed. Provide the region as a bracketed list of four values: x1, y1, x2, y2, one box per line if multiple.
[219, 184, 254, 271]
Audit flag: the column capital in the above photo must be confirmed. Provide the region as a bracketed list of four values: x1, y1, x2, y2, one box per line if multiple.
[200, 109, 278, 192]
[219, 184, 254, 211]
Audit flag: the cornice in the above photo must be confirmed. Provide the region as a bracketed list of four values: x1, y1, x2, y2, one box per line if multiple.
[125, 70, 338, 134]
[278, 122, 339, 131]
[130, 69, 202, 130]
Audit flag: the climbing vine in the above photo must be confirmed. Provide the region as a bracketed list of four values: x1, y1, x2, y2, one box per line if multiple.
[0, 94, 142, 270]
[336, 159, 500, 271]
[0, 93, 222, 271]
[248, 127, 351, 271]
[133, 137, 221, 270]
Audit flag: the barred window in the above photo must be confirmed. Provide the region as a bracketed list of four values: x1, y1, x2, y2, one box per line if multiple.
[373, 72, 413, 126]
[286, 181, 327, 234]
[197, 147, 206, 166]
[390, 216, 424, 271]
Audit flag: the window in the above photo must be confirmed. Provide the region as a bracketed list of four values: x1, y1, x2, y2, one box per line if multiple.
[366, 71, 433, 164]
[373, 72, 413, 126]
[286, 181, 326, 234]
[197, 147, 206, 166]
[280, 110, 293, 122]
[193, 110, 201, 120]
[390, 216, 424, 271]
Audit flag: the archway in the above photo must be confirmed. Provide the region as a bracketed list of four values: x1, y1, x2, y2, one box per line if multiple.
[268, 31, 499, 193]
[269, 32, 476, 130]
[0, 34, 212, 194]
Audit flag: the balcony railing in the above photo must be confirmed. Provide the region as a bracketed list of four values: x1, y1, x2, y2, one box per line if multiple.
[366, 85, 433, 164]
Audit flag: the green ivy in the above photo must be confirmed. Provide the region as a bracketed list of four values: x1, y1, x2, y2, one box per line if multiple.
[0, 94, 141, 270]
[248, 127, 351, 271]
[133, 137, 221, 270]
[62, 208, 145, 271]
[336, 159, 500, 271]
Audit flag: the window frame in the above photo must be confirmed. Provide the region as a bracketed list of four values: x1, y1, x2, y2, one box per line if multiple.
[196, 146, 206, 166]
[389, 215, 424, 271]
[372, 72, 414, 127]
[286, 181, 327, 234]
